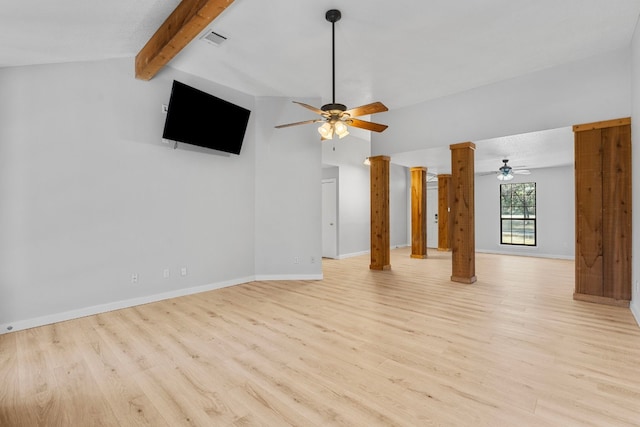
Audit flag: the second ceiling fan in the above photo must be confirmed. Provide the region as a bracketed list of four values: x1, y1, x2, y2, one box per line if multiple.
[275, 9, 388, 140]
[496, 159, 530, 181]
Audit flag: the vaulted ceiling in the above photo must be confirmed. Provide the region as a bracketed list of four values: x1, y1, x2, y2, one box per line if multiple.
[3, 0, 639, 173]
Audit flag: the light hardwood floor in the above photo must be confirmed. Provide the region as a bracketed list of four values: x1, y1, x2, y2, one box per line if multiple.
[2, 248, 640, 426]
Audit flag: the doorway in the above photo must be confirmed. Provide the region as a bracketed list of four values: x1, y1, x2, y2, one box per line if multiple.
[426, 186, 438, 248]
[322, 179, 338, 258]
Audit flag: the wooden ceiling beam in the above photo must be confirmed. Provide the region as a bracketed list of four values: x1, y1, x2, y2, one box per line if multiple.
[135, 0, 234, 80]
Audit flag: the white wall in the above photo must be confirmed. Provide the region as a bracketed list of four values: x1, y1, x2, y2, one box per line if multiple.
[390, 164, 409, 249]
[322, 136, 371, 258]
[0, 58, 322, 332]
[321, 137, 409, 258]
[475, 165, 574, 259]
[373, 48, 631, 156]
[339, 165, 372, 257]
[631, 20, 640, 325]
[254, 97, 322, 279]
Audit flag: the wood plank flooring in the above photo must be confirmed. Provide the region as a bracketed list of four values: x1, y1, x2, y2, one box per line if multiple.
[1, 248, 640, 426]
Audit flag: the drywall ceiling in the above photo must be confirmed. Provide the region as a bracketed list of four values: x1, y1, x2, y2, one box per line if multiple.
[4, 0, 639, 109]
[174, 0, 640, 111]
[2, 0, 638, 172]
[390, 126, 575, 175]
[0, 0, 181, 67]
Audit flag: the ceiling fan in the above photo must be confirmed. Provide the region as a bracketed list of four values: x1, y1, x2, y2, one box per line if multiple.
[275, 9, 388, 140]
[496, 159, 530, 181]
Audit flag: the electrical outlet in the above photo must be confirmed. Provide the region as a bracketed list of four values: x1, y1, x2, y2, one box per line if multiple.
[181, 267, 188, 276]
[131, 273, 138, 284]
[163, 268, 170, 279]
[294, 257, 300, 264]
[311, 256, 315, 264]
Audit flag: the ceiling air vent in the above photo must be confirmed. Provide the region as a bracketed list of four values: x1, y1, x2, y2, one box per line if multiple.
[200, 30, 227, 46]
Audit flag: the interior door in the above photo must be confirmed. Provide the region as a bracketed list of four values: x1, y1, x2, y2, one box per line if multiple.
[427, 186, 438, 248]
[322, 179, 338, 258]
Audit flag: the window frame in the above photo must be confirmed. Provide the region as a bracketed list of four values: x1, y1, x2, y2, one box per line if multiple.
[499, 182, 537, 246]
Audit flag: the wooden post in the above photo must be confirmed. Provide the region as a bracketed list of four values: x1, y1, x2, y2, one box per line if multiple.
[450, 142, 476, 284]
[573, 117, 631, 306]
[437, 174, 453, 251]
[574, 126, 604, 298]
[410, 167, 428, 259]
[370, 156, 391, 270]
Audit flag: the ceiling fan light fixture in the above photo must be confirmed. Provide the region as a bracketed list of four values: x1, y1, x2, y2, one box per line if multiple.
[334, 121, 349, 138]
[496, 159, 514, 181]
[318, 122, 334, 139]
[274, 9, 388, 137]
[497, 172, 514, 181]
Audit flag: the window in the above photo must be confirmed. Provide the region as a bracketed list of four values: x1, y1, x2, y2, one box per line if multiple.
[500, 182, 536, 246]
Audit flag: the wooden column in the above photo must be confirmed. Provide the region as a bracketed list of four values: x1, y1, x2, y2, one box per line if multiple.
[450, 142, 476, 284]
[410, 167, 428, 259]
[437, 174, 453, 251]
[370, 156, 391, 270]
[574, 117, 631, 307]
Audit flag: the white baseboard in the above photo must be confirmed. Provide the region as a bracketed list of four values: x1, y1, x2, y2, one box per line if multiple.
[338, 250, 369, 260]
[254, 274, 323, 281]
[631, 300, 640, 328]
[337, 245, 408, 260]
[0, 276, 254, 335]
[476, 249, 574, 260]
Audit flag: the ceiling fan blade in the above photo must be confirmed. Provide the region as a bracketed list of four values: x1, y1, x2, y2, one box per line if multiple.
[347, 118, 388, 133]
[513, 170, 531, 175]
[343, 102, 388, 118]
[275, 119, 323, 129]
[292, 101, 325, 115]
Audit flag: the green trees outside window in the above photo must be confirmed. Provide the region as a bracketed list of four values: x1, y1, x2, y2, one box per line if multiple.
[500, 182, 536, 246]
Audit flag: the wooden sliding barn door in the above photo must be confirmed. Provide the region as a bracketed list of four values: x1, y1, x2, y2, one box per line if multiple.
[574, 117, 631, 307]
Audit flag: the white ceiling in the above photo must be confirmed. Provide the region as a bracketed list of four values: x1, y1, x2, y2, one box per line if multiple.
[2, 0, 639, 174]
[391, 126, 575, 176]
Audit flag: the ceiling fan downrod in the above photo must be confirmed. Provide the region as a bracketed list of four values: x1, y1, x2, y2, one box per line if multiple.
[323, 9, 346, 112]
[273, 8, 388, 136]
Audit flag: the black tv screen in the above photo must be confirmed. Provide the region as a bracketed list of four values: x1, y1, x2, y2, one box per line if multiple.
[162, 80, 250, 155]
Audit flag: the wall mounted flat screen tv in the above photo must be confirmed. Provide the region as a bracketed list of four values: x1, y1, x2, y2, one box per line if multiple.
[162, 80, 250, 155]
